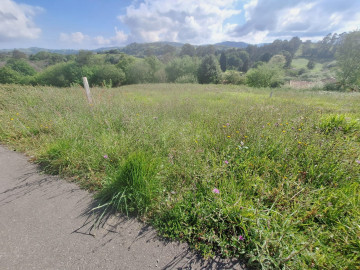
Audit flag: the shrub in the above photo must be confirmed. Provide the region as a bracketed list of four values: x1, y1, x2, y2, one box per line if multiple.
[89, 65, 126, 87]
[175, 74, 198, 84]
[6, 59, 36, 76]
[222, 70, 245, 85]
[323, 82, 342, 91]
[246, 63, 284, 88]
[307, 60, 315, 70]
[0, 66, 21, 84]
[36, 62, 91, 87]
[165, 56, 199, 82]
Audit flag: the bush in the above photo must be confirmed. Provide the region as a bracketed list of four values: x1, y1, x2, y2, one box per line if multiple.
[0, 67, 21, 84]
[165, 56, 199, 82]
[6, 59, 36, 76]
[324, 82, 342, 91]
[175, 74, 198, 84]
[246, 63, 284, 88]
[307, 60, 315, 70]
[222, 70, 245, 85]
[89, 65, 126, 87]
[126, 60, 152, 84]
[36, 62, 92, 87]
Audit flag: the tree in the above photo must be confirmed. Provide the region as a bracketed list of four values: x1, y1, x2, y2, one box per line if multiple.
[219, 52, 227, 72]
[12, 49, 27, 59]
[197, 55, 222, 84]
[76, 50, 93, 66]
[180, 43, 196, 57]
[336, 31, 360, 89]
[165, 56, 199, 82]
[281, 50, 292, 68]
[307, 60, 315, 70]
[0, 67, 21, 84]
[6, 59, 36, 76]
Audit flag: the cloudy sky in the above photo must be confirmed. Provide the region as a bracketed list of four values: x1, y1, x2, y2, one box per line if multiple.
[0, 0, 359, 49]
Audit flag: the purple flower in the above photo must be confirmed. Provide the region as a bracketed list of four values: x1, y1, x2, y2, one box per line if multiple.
[355, 159, 360, 164]
[212, 188, 220, 194]
[224, 160, 229, 165]
[103, 155, 108, 159]
[238, 235, 245, 241]
[226, 123, 230, 126]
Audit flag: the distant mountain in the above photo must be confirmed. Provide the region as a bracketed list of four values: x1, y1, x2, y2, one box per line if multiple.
[214, 41, 249, 48]
[0, 47, 79, 55]
[0, 41, 252, 57]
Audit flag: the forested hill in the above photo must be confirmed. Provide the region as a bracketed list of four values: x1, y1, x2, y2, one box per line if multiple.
[0, 41, 250, 57]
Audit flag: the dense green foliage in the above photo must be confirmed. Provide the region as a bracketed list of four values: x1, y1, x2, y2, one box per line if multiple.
[198, 55, 222, 84]
[336, 31, 360, 90]
[1, 84, 359, 269]
[0, 31, 358, 91]
[246, 63, 284, 88]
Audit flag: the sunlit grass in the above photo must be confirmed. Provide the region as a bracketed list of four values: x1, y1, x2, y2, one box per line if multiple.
[0, 83, 359, 269]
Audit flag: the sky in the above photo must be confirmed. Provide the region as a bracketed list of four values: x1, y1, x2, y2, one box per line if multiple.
[0, 0, 359, 49]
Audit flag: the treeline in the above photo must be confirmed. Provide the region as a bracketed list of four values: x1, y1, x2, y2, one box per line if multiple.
[0, 32, 356, 89]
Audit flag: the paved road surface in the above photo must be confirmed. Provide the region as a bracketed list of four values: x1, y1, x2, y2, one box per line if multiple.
[0, 145, 245, 270]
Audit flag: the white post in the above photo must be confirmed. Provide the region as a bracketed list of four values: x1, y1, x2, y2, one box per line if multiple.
[82, 77, 93, 105]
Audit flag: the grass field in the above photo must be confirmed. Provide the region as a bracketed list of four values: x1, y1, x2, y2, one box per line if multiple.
[0, 83, 359, 269]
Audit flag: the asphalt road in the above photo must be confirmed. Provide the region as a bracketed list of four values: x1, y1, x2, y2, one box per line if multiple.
[0, 145, 245, 270]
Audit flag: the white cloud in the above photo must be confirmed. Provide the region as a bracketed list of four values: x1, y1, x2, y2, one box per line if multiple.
[59, 28, 128, 48]
[60, 32, 89, 44]
[231, 0, 360, 43]
[0, 0, 43, 41]
[118, 0, 241, 44]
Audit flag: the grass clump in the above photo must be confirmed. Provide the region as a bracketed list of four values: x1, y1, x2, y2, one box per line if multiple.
[96, 152, 161, 216]
[0, 83, 359, 269]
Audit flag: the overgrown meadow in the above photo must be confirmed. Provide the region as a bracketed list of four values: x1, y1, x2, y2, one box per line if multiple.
[0, 84, 359, 269]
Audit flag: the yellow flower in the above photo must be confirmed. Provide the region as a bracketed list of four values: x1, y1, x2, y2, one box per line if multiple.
[282, 130, 286, 133]
[227, 135, 231, 138]
[10, 118, 13, 121]
[298, 128, 302, 131]
[223, 125, 227, 128]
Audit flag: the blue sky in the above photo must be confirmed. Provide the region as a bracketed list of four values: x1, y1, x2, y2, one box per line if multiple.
[1, 0, 359, 49]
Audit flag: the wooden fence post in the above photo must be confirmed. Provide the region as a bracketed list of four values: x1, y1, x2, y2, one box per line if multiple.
[82, 77, 93, 105]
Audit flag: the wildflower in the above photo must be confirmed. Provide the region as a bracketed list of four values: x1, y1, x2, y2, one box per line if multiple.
[282, 130, 286, 133]
[236, 130, 240, 133]
[298, 128, 302, 131]
[212, 188, 220, 194]
[224, 160, 229, 165]
[223, 125, 227, 128]
[356, 160, 360, 164]
[103, 155, 108, 159]
[10, 118, 13, 121]
[227, 135, 231, 138]
[238, 235, 245, 241]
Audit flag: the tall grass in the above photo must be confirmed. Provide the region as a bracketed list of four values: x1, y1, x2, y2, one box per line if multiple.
[0, 83, 359, 269]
